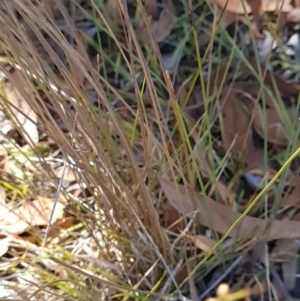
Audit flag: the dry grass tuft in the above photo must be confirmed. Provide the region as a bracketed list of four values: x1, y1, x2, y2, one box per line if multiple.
[0, 1, 182, 300]
[0, 1, 300, 301]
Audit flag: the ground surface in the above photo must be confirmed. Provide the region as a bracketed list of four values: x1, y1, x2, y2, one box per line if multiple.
[0, 1, 300, 300]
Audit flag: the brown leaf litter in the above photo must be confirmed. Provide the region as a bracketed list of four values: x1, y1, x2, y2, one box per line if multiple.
[135, 0, 176, 44]
[281, 176, 300, 207]
[218, 87, 250, 152]
[0, 186, 65, 235]
[217, 85, 265, 167]
[160, 178, 300, 241]
[105, 0, 177, 45]
[1, 0, 300, 299]
[207, 0, 300, 47]
[286, 7, 300, 21]
[252, 106, 292, 147]
[249, 59, 300, 96]
[204, 66, 300, 171]
[210, 0, 293, 14]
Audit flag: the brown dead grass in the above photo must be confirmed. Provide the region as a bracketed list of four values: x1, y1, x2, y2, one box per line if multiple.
[0, 0, 300, 301]
[0, 1, 177, 300]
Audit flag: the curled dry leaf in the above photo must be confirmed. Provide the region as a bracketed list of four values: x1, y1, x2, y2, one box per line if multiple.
[286, 7, 300, 22]
[218, 87, 264, 166]
[207, 0, 294, 37]
[262, 0, 293, 11]
[185, 234, 217, 253]
[54, 165, 78, 183]
[160, 178, 300, 241]
[210, 0, 292, 14]
[48, 216, 76, 238]
[252, 107, 291, 146]
[240, 133, 262, 168]
[136, 0, 176, 44]
[0, 196, 65, 235]
[209, 0, 252, 14]
[219, 88, 250, 152]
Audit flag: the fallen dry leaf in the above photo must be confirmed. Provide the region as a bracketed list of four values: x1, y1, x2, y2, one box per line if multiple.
[160, 178, 300, 241]
[231, 81, 276, 109]
[177, 83, 204, 120]
[144, 0, 160, 19]
[218, 87, 264, 166]
[215, 180, 236, 206]
[54, 165, 78, 183]
[48, 216, 76, 237]
[208, 0, 266, 36]
[209, 0, 252, 13]
[0, 197, 65, 234]
[262, 0, 292, 11]
[281, 177, 300, 207]
[244, 145, 265, 168]
[136, 0, 176, 44]
[288, 208, 300, 221]
[159, 201, 182, 228]
[219, 88, 250, 152]
[252, 107, 291, 146]
[210, 0, 292, 14]
[185, 234, 217, 253]
[286, 7, 300, 22]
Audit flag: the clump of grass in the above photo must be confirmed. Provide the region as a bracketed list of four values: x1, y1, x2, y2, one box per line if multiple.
[0, 1, 183, 299]
[0, 0, 299, 301]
